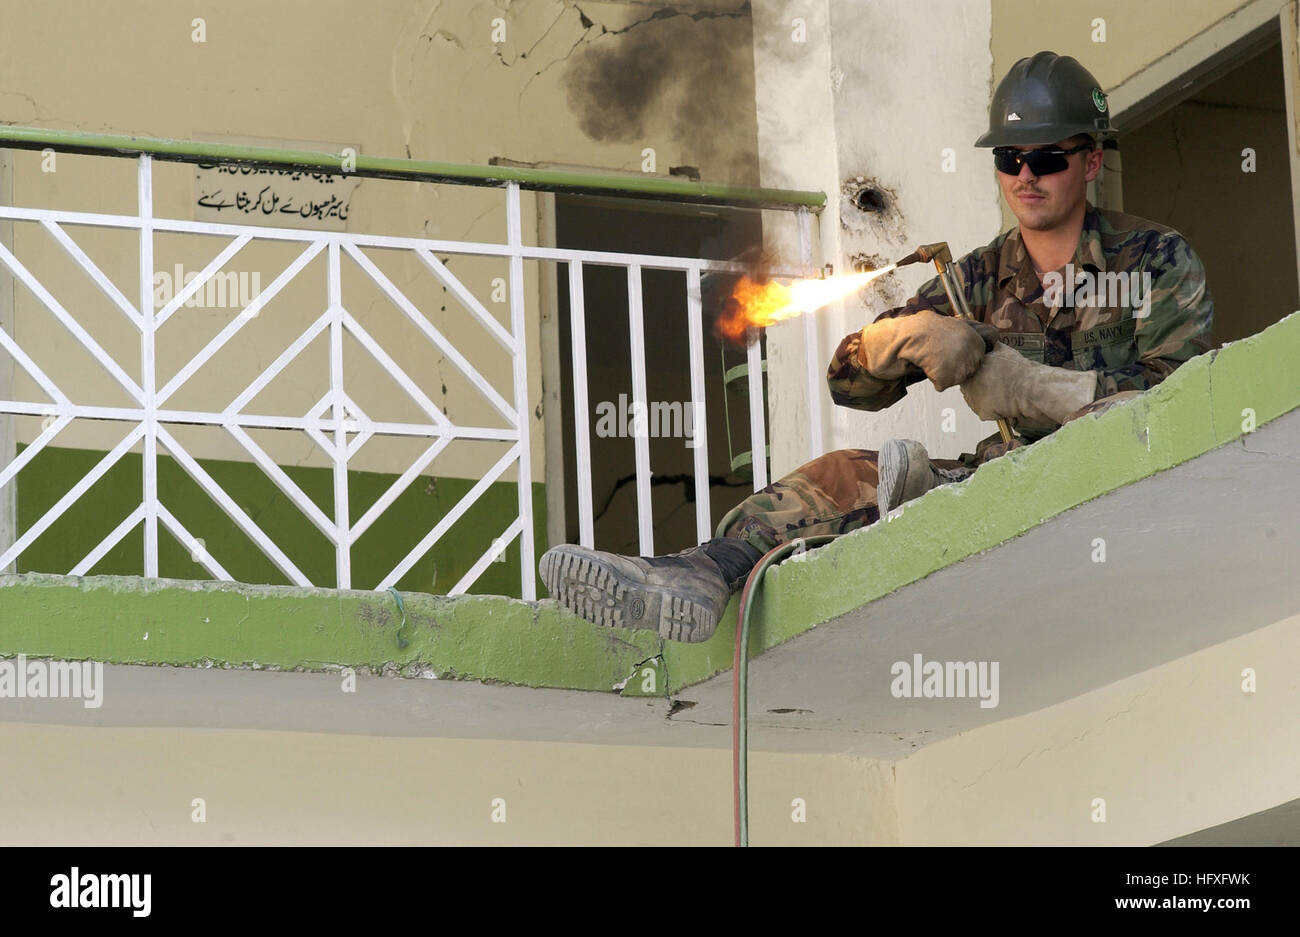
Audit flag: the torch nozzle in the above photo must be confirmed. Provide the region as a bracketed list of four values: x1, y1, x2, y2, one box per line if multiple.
[893, 242, 952, 268]
[915, 242, 951, 264]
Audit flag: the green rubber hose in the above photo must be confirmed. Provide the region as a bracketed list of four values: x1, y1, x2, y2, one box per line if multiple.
[733, 534, 839, 847]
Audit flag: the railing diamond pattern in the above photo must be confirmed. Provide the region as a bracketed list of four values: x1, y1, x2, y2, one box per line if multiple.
[0, 156, 529, 596]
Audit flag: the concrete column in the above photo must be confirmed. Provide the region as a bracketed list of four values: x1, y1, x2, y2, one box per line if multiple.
[750, 0, 840, 478]
[753, 0, 1004, 476]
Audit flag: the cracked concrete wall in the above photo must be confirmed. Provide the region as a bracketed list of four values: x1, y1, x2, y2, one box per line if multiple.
[753, 0, 1004, 475]
[0, 0, 763, 484]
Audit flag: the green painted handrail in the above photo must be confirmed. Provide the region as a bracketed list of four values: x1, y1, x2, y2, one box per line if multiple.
[0, 124, 825, 212]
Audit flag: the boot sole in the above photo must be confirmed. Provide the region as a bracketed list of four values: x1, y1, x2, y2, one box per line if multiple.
[877, 438, 911, 516]
[539, 548, 717, 643]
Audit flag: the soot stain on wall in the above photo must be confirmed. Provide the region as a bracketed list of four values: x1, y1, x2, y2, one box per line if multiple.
[561, 3, 759, 184]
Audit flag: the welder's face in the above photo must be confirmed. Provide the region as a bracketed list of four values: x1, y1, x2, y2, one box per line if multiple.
[995, 137, 1104, 232]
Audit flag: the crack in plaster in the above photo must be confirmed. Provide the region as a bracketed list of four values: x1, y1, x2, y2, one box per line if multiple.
[421, 29, 464, 49]
[580, 2, 749, 36]
[0, 89, 43, 123]
[665, 698, 696, 718]
[391, 0, 445, 154]
[518, 29, 590, 104]
[493, 5, 570, 68]
[520, 4, 571, 62]
[613, 652, 660, 691]
[957, 689, 1153, 791]
[460, 203, 498, 236]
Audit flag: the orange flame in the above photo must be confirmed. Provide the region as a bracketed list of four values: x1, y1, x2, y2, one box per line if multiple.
[714, 265, 897, 346]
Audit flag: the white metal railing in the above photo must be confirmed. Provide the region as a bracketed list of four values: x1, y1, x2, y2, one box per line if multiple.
[544, 208, 817, 557]
[0, 149, 822, 599]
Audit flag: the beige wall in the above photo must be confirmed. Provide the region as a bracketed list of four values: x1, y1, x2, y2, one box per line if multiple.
[0, 0, 762, 481]
[0, 721, 899, 846]
[4, 610, 1296, 844]
[897, 611, 1300, 846]
[992, 0, 1261, 91]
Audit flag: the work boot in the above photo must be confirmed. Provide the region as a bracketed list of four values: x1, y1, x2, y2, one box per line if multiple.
[539, 538, 762, 643]
[877, 438, 975, 516]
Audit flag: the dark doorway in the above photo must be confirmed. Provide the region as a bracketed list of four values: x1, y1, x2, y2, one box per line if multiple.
[1121, 37, 1299, 346]
[553, 196, 765, 555]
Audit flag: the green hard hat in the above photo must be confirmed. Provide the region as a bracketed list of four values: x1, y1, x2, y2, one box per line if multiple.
[975, 51, 1111, 147]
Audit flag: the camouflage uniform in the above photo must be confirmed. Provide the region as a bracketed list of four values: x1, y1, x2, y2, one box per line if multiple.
[723, 204, 1214, 552]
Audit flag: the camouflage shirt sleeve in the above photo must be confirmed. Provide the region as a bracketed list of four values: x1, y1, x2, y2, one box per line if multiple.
[825, 268, 963, 411]
[1093, 234, 1214, 396]
[825, 327, 911, 411]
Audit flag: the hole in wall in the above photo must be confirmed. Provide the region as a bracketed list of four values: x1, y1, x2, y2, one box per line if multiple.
[853, 186, 888, 213]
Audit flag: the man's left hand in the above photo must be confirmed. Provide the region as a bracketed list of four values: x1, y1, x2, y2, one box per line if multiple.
[961, 344, 1098, 428]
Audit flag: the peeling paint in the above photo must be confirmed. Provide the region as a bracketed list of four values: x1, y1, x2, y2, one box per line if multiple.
[616, 654, 665, 696]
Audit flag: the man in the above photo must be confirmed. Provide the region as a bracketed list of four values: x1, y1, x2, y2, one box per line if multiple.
[539, 51, 1213, 643]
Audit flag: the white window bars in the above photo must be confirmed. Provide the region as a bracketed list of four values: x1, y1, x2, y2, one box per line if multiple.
[0, 152, 820, 600]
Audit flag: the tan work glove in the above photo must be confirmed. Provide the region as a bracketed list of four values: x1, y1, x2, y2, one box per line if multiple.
[856, 309, 996, 391]
[960, 343, 1098, 428]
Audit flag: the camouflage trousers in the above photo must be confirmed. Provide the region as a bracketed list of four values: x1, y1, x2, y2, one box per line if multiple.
[720, 392, 1139, 553]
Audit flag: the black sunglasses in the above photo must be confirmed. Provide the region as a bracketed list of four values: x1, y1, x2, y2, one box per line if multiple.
[992, 143, 1093, 176]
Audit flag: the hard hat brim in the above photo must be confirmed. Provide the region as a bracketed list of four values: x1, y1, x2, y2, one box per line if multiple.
[975, 121, 1110, 147]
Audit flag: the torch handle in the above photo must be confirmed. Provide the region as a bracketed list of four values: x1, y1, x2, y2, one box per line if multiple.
[934, 263, 1016, 446]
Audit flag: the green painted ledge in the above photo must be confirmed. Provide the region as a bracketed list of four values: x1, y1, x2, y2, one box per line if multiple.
[0, 573, 660, 691]
[2, 312, 1298, 694]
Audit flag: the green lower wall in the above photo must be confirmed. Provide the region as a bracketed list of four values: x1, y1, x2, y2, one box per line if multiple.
[15, 444, 546, 599]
